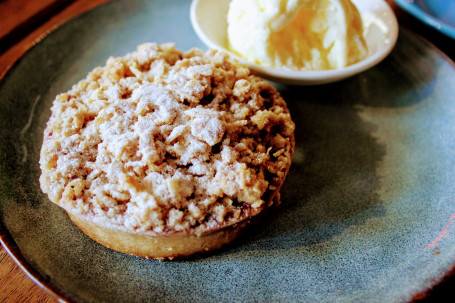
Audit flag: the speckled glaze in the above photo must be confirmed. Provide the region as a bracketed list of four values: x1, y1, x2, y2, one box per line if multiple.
[1, 0, 455, 302]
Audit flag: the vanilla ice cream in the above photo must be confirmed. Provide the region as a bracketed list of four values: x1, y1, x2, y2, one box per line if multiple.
[227, 0, 368, 70]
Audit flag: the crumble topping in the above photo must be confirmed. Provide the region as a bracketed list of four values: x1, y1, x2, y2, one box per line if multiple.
[39, 43, 295, 235]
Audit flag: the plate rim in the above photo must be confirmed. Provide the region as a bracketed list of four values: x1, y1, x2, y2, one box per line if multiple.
[394, 0, 455, 39]
[0, 225, 79, 302]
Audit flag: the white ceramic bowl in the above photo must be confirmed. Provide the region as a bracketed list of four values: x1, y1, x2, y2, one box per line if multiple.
[190, 0, 399, 85]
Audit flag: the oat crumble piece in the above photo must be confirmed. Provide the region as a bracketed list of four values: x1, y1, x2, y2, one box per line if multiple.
[39, 43, 295, 236]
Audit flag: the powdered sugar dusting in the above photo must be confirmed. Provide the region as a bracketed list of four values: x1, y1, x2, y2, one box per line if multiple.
[39, 43, 295, 236]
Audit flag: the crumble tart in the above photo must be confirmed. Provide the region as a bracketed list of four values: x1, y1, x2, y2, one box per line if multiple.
[39, 43, 295, 259]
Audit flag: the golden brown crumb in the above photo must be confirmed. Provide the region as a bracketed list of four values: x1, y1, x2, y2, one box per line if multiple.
[39, 43, 295, 237]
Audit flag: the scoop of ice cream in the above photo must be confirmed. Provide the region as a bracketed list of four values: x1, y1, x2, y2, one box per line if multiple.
[227, 0, 368, 70]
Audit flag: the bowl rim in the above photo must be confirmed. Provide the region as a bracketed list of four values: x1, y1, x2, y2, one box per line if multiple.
[190, 0, 399, 85]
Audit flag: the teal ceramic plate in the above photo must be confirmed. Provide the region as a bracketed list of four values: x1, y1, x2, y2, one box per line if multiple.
[394, 0, 455, 39]
[1, 0, 455, 302]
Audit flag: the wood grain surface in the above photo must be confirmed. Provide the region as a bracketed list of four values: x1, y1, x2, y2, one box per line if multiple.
[0, 0, 454, 302]
[0, 0, 71, 39]
[0, 249, 55, 302]
[0, 0, 112, 80]
[0, 0, 76, 54]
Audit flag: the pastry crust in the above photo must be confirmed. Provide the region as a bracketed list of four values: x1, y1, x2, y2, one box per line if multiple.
[68, 212, 254, 260]
[40, 43, 295, 259]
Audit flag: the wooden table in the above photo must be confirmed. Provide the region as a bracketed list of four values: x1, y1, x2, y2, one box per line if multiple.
[0, 0, 454, 302]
